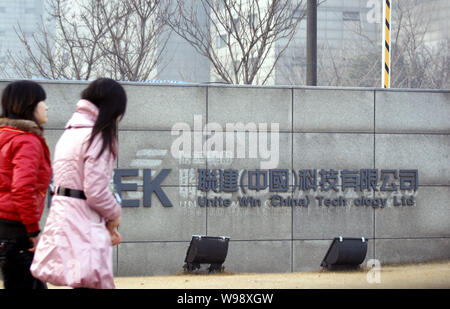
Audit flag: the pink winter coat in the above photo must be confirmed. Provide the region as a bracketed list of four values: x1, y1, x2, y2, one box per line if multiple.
[30, 100, 121, 289]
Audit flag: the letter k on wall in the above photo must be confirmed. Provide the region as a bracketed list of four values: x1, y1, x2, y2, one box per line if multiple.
[143, 169, 172, 207]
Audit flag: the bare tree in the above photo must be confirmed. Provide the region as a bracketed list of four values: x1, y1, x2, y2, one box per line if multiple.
[317, 24, 381, 87]
[389, 0, 449, 89]
[10, 0, 107, 80]
[277, 0, 449, 89]
[166, 0, 306, 85]
[98, 0, 171, 81]
[0, 42, 7, 78]
[10, 0, 171, 81]
[346, 0, 448, 89]
[278, 13, 380, 87]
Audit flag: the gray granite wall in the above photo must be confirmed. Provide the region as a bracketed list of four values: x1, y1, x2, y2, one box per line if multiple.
[0, 80, 448, 276]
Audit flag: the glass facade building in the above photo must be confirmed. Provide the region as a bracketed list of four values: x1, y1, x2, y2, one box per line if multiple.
[0, 0, 49, 78]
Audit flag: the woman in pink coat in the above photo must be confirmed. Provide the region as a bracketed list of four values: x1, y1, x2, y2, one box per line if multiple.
[31, 78, 126, 289]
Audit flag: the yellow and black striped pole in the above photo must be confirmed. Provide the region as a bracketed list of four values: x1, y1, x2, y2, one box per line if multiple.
[382, 0, 391, 88]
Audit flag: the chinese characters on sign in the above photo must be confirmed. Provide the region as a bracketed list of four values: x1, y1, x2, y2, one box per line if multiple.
[196, 169, 418, 209]
[197, 169, 419, 193]
[111, 168, 418, 209]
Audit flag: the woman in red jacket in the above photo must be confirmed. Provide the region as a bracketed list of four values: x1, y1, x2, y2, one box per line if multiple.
[0, 80, 51, 289]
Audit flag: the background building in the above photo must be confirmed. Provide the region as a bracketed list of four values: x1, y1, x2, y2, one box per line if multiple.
[420, 0, 449, 47]
[0, 0, 448, 88]
[208, 0, 448, 87]
[206, 0, 380, 85]
[0, 0, 50, 78]
[271, 0, 380, 85]
[156, 31, 211, 83]
[156, 1, 210, 83]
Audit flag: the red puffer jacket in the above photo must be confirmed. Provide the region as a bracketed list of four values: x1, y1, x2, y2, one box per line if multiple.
[0, 118, 51, 235]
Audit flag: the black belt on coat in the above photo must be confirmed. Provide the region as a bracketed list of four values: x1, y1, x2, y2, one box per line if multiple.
[55, 186, 86, 200]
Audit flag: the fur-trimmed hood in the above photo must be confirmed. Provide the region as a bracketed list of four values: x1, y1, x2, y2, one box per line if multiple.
[0, 118, 43, 136]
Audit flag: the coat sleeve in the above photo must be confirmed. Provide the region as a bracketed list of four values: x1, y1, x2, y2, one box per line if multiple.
[82, 135, 121, 221]
[11, 135, 44, 234]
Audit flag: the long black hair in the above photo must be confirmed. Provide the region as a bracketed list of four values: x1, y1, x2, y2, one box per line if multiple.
[81, 78, 127, 159]
[1, 80, 47, 128]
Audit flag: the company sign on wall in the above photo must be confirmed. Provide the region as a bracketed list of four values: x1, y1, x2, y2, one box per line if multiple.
[113, 115, 419, 210]
[114, 167, 418, 209]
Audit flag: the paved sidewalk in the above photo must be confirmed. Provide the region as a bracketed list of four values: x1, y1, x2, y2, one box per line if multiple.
[1, 261, 448, 289]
